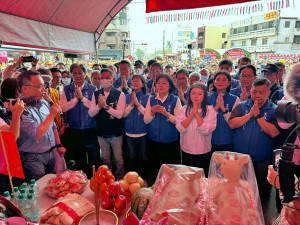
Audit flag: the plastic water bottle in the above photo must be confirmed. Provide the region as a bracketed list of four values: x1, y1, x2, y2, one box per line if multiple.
[17, 194, 28, 218]
[3, 191, 10, 201]
[20, 182, 29, 192]
[28, 190, 41, 222]
[30, 179, 39, 195]
[19, 188, 26, 199]
[10, 193, 14, 203]
[13, 187, 19, 197]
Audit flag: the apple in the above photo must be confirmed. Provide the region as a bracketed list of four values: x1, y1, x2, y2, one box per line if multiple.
[112, 206, 125, 217]
[108, 181, 121, 198]
[101, 195, 115, 210]
[114, 195, 127, 210]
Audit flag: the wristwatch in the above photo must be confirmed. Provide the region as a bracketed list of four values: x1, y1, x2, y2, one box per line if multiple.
[223, 109, 229, 114]
[255, 114, 262, 119]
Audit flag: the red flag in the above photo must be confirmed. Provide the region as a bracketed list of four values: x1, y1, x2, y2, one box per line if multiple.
[0, 131, 24, 179]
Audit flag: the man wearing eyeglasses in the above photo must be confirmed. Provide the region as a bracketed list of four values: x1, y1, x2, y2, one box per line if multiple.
[146, 62, 163, 95]
[231, 65, 257, 101]
[262, 63, 282, 99]
[16, 70, 65, 181]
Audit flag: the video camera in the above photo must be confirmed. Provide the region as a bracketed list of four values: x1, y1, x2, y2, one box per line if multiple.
[274, 100, 300, 203]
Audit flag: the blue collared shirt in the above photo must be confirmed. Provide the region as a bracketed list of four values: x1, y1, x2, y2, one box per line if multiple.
[113, 76, 132, 89]
[17, 99, 56, 153]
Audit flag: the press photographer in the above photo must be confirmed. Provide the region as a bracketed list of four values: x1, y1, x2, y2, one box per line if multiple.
[268, 63, 300, 225]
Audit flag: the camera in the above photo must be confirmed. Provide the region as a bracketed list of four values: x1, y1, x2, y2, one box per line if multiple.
[22, 56, 35, 63]
[274, 100, 300, 203]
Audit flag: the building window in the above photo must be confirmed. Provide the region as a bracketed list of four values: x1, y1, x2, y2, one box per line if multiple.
[233, 29, 237, 34]
[120, 19, 127, 25]
[198, 32, 204, 39]
[262, 38, 268, 45]
[268, 21, 274, 28]
[231, 42, 234, 47]
[222, 33, 226, 38]
[106, 33, 115, 37]
[253, 24, 258, 31]
[251, 39, 257, 46]
[245, 26, 249, 32]
[285, 21, 290, 28]
[295, 21, 300, 28]
[294, 35, 300, 44]
[107, 45, 115, 49]
[285, 37, 289, 43]
[242, 41, 246, 46]
[198, 43, 203, 49]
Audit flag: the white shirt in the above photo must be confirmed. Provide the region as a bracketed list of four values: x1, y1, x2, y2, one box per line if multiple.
[59, 83, 91, 112]
[88, 90, 126, 119]
[176, 105, 217, 155]
[144, 94, 182, 125]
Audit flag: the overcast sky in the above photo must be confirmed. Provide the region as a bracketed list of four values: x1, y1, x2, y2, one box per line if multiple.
[128, 0, 299, 54]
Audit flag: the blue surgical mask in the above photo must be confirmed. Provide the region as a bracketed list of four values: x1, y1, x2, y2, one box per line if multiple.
[62, 78, 71, 85]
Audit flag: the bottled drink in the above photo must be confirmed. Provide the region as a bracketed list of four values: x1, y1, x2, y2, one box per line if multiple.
[13, 187, 19, 198]
[20, 182, 29, 192]
[19, 188, 26, 199]
[10, 193, 14, 203]
[28, 191, 41, 222]
[17, 194, 28, 218]
[30, 179, 39, 195]
[3, 191, 10, 201]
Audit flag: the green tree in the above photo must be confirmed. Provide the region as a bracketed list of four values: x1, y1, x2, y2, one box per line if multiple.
[135, 48, 145, 60]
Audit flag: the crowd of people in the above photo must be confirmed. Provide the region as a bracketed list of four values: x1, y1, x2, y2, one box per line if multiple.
[0, 55, 299, 224]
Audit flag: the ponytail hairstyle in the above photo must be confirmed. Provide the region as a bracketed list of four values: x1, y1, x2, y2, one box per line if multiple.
[186, 82, 209, 118]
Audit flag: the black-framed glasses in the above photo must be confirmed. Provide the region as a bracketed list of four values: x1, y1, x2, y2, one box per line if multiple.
[24, 84, 45, 89]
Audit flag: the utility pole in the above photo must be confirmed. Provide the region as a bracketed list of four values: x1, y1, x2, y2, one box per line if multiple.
[163, 29, 165, 60]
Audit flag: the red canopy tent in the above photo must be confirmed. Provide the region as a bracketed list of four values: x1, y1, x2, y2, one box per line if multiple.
[0, 0, 132, 54]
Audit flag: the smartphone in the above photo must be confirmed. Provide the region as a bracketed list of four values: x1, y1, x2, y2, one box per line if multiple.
[22, 56, 35, 63]
[273, 149, 281, 172]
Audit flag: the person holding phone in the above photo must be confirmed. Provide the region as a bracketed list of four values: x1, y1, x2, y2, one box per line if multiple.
[144, 74, 181, 182]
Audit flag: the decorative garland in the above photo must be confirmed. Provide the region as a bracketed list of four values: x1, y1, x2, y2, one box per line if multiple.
[146, 0, 295, 24]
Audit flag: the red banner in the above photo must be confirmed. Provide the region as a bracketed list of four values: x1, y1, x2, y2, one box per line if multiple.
[146, 0, 257, 13]
[0, 131, 24, 179]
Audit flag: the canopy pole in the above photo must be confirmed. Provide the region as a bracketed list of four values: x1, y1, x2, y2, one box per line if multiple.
[94, 33, 98, 64]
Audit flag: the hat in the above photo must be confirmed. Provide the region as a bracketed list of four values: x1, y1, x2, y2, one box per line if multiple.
[134, 60, 144, 67]
[262, 63, 279, 73]
[45, 60, 53, 65]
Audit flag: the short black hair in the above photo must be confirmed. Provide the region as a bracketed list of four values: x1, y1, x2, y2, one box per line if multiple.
[119, 60, 132, 70]
[252, 77, 271, 88]
[274, 61, 285, 69]
[238, 64, 257, 77]
[206, 78, 214, 91]
[101, 64, 108, 69]
[238, 56, 251, 65]
[219, 59, 233, 68]
[147, 59, 157, 68]
[92, 64, 101, 69]
[50, 68, 61, 74]
[70, 63, 86, 74]
[155, 74, 176, 94]
[56, 62, 65, 67]
[165, 64, 173, 70]
[151, 62, 163, 71]
[212, 71, 232, 92]
[1, 78, 19, 101]
[176, 68, 189, 78]
[17, 70, 41, 90]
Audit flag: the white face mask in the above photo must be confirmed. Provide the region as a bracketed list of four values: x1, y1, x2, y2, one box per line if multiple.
[62, 78, 71, 85]
[135, 68, 143, 75]
[101, 79, 113, 89]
